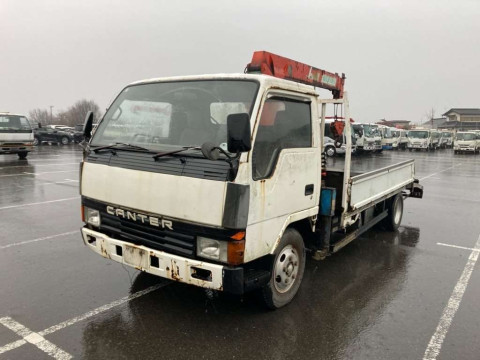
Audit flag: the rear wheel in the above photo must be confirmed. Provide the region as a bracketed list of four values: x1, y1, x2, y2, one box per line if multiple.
[261, 228, 305, 309]
[385, 194, 403, 231]
[33, 137, 40, 146]
[60, 136, 70, 145]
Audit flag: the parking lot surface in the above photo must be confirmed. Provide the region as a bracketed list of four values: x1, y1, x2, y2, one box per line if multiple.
[0, 146, 479, 359]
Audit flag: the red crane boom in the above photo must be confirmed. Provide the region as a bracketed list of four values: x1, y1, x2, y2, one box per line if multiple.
[246, 51, 346, 99]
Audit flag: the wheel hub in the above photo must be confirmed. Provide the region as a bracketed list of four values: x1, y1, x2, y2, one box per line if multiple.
[274, 245, 299, 293]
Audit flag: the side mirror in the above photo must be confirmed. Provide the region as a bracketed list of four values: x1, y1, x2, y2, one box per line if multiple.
[83, 111, 94, 141]
[227, 113, 251, 153]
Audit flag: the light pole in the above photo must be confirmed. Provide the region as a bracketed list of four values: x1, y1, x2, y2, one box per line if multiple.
[49, 105, 54, 125]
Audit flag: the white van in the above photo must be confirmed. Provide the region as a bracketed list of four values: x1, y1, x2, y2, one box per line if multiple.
[0, 113, 34, 159]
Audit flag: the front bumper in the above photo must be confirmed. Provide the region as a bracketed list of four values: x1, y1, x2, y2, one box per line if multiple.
[81, 227, 266, 294]
[457, 147, 476, 152]
[408, 143, 427, 149]
[0, 144, 32, 154]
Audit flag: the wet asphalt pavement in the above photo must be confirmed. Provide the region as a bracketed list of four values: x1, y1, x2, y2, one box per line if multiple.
[0, 145, 479, 360]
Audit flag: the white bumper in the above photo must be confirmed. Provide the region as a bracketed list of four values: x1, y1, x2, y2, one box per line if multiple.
[81, 228, 224, 290]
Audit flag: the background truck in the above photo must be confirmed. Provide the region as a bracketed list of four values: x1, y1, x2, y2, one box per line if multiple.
[79, 51, 423, 309]
[352, 123, 382, 153]
[439, 130, 453, 149]
[454, 131, 480, 154]
[0, 112, 34, 159]
[407, 129, 439, 151]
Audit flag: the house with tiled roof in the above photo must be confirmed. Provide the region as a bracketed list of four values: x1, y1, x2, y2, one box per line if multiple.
[441, 108, 480, 130]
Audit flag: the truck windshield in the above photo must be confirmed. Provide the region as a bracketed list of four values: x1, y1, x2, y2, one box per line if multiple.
[456, 133, 476, 141]
[91, 80, 259, 152]
[383, 128, 393, 138]
[408, 131, 429, 139]
[392, 130, 400, 137]
[363, 125, 380, 137]
[0, 115, 32, 132]
[442, 132, 451, 137]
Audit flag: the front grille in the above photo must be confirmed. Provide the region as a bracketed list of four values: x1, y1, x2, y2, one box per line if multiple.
[99, 211, 196, 258]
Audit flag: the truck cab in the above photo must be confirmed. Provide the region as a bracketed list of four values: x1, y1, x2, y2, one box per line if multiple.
[0, 113, 34, 159]
[440, 130, 453, 148]
[79, 52, 423, 309]
[390, 129, 408, 150]
[352, 123, 382, 153]
[454, 131, 479, 154]
[407, 129, 438, 151]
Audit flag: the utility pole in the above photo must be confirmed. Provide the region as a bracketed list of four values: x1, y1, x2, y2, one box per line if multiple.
[49, 105, 54, 125]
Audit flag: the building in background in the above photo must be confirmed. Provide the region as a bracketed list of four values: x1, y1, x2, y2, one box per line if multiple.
[421, 117, 448, 129]
[441, 109, 480, 130]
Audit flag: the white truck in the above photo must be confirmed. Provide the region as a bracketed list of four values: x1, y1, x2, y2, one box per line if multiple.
[0, 113, 34, 159]
[352, 123, 382, 153]
[79, 52, 423, 309]
[407, 129, 439, 151]
[454, 131, 480, 154]
[439, 130, 453, 149]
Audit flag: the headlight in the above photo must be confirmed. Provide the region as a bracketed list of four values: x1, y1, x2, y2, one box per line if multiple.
[84, 207, 101, 227]
[197, 237, 228, 262]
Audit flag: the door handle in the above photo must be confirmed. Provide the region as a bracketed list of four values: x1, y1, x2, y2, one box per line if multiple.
[305, 184, 314, 196]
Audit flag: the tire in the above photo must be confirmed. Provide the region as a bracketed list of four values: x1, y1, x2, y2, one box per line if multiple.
[408, 148, 412, 152]
[454, 150, 457, 154]
[385, 194, 403, 231]
[325, 145, 336, 157]
[261, 228, 306, 310]
[33, 137, 40, 146]
[18, 152, 28, 160]
[60, 136, 70, 145]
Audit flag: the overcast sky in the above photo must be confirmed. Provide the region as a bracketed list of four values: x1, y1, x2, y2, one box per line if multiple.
[1, 0, 479, 124]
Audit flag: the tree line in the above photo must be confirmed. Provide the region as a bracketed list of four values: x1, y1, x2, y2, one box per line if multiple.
[29, 99, 102, 127]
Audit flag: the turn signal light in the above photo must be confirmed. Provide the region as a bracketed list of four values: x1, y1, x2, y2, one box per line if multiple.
[227, 240, 245, 265]
[230, 231, 246, 240]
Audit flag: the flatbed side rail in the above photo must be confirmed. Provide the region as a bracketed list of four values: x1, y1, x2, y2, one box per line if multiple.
[348, 159, 415, 210]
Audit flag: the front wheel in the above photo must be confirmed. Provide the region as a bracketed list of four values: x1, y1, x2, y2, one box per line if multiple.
[261, 228, 306, 309]
[18, 151, 28, 160]
[33, 137, 40, 146]
[385, 194, 404, 231]
[60, 136, 70, 145]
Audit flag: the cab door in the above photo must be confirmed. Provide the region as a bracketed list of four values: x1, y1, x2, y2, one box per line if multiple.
[246, 92, 320, 259]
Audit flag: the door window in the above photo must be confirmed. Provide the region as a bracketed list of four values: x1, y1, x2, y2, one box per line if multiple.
[252, 97, 312, 180]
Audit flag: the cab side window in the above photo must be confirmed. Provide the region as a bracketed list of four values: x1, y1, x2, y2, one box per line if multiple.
[252, 97, 311, 180]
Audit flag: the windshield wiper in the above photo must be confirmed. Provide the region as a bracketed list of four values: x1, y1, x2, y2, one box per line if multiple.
[152, 146, 201, 160]
[92, 142, 152, 154]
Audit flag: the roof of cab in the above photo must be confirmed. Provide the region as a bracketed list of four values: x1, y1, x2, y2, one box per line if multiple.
[129, 73, 319, 97]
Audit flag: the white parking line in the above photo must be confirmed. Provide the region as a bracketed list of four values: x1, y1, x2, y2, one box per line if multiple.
[0, 163, 79, 169]
[0, 196, 79, 211]
[0, 283, 166, 357]
[0, 231, 78, 250]
[0, 179, 78, 191]
[0, 170, 77, 178]
[0, 317, 72, 359]
[424, 234, 480, 360]
[420, 164, 462, 181]
[437, 242, 480, 252]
